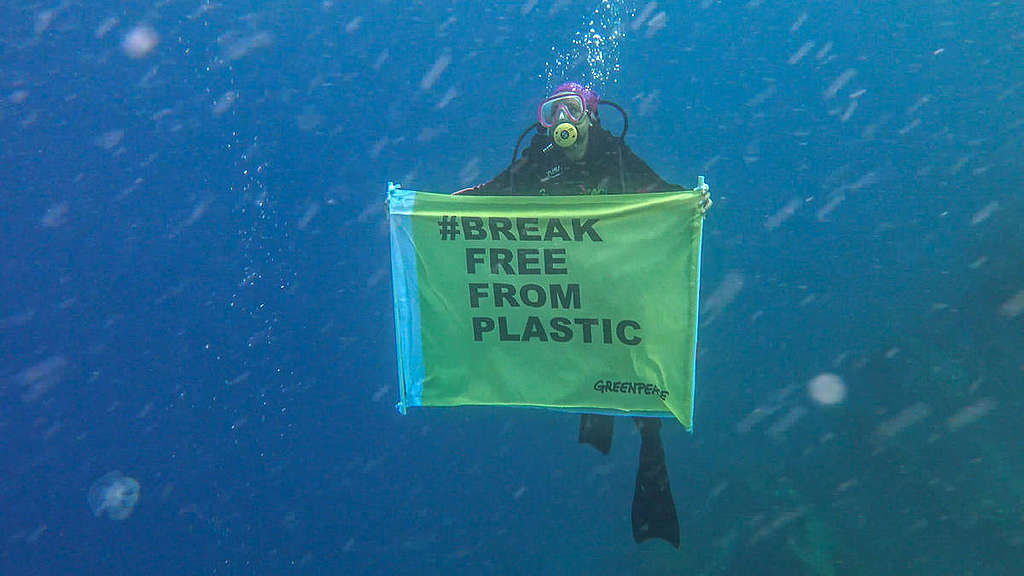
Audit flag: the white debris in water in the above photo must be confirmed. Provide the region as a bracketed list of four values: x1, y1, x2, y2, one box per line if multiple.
[371, 386, 391, 402]
[168, 199, 212, 238]
[95, 129, 124, 150]
[836, 478, 858, 493]
[35, 9, 57, 35]
[947, 398, 997, 431]
[768, 405, 807, 438]
[417, 125, 445, 143]
[906, 94, 931, 115]
[875, 403, 931, 438]
[212, 91, 238, 117]
[700, 271, 744, 323]
[631, 2, 658, 31]
[789, 12, 808, 33]
[366, 265, 388, 289]
[223, 31, 273, 62]
[969, 201, 999, 226]
[296, 107, 324, 132]
[765, 197, 801, 230]
[96, 16, 119, 39]
[807, 372, 846, 406]
[297, 202, 320, 230]
[631, 90, 661, 117]
[436, 86, 458, 109]
[815, 41, 834, 61]
[815, 193, 844, 221]
[787, 41, 815, 65]
[743, 139, 760, 164]
[844, 173, 880, 196]
[749, 508, 805, 545]
[16, 356, 68, 403]
[373, 50, 389, 71]
[999, 290, 1024, 318]
[122, 25, 159, 59]
[458, 157, 481, 188]
[947, 155, 970, 175]
[645, 11, 667, 38]
[344, 17, 363, 34]
[370, 135, 390, 159]
[746, 85, 777, 108]
[840, 99, 858, 122]
[419, 51, 452, 91]
[823, 68, 857, 100]
[736, 405, 778, 434]
[898, 118, 921, 135]
[41, 202, 69, 228]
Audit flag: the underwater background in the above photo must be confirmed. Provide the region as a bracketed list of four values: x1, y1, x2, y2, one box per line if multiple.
[2, 1, 1022, 574]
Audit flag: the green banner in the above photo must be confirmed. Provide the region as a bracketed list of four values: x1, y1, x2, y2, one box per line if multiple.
[388, 187, 705, 429]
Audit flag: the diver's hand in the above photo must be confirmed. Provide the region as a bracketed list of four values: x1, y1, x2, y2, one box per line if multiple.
[699, 189, 712, 214]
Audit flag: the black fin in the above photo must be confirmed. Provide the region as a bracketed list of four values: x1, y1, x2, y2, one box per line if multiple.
[631, 418, 680, 547]
[578, 414, 614, 455]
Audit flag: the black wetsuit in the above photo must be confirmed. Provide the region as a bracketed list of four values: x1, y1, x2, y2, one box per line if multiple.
[458, 124, 677, 197]
[460, 123, 682, 548]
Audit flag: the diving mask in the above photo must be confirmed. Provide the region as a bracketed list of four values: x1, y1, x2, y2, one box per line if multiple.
[538, 93, 587, 128]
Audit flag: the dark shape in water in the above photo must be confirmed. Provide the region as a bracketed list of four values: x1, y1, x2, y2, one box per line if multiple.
[632, 418, 680, 548]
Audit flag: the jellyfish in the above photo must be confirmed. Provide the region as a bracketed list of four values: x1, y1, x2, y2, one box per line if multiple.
[87, 471, 141, 520]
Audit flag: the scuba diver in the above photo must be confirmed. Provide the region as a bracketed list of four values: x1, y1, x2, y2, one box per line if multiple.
[455, 82, 681, 198]
[456, 82, 700, 547]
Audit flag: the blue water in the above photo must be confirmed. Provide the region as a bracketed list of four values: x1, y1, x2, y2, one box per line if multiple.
[2, 1, 1022, 574]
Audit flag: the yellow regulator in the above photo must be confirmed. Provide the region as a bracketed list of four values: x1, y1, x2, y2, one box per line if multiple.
[552, 122, 578, 148]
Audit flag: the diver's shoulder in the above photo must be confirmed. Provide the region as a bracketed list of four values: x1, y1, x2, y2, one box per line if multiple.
[591, 125, 625, 150]
[522, 131, 550, 155]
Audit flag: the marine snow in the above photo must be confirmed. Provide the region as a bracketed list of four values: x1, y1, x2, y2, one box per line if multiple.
[41, 202, 69, 228]
[212, 91, 238, 117]
[95, 129, 124, 150]
[969, 201, 998, 226]
[122, 25, 159, 59]
[999, 290, 1024, 319]
[420, 52, 452, 92]
[807, 372, 846, 406]
[823, 68, 857, 100]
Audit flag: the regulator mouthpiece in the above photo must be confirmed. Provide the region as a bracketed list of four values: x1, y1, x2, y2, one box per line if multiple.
[552, 122, 578, 148]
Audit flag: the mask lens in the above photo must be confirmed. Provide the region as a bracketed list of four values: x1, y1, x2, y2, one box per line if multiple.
[562, 98, 583, 120]
[539, 94, 586, 127]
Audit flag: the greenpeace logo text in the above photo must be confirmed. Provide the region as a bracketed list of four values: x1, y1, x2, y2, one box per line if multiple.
[592, 379, 668, 401]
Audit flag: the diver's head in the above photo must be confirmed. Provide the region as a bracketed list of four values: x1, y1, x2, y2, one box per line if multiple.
[538, 82, 599, 161]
